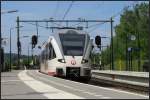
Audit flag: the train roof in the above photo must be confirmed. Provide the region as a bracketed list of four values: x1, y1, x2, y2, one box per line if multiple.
[55, 28, 88, 35]
[41, 36, 53, 50]
[40, 28, 89, 50]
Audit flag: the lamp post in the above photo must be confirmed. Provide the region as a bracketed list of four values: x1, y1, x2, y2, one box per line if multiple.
[110, 17, 114, 70]
[9, 26, 23, 71]
[1, 9, 18, 72]
[127, 35, 136, 71]
[28, 43, 31, 67]
[130, 35, 136, 71]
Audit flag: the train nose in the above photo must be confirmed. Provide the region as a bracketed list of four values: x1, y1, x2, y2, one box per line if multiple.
[66, 67, 80, 78]
[70, 69, 80, 76]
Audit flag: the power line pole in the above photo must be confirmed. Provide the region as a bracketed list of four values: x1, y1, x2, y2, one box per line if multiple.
[28, 44, 30, 67]
[1, 10, 18, 72]
[126, 34, 128, 71]
[137, 31, 141, 71]
[9, 28, 12, 71]
[0, 28, 2, 71]
[17, 16, 20, 69]
[110, 17, 114, 70]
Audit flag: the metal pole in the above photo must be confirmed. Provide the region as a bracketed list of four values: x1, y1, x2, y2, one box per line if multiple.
[0, 31, 1, 70]
[126, 34, 128, 71]
[19, 19, 112, 23]
[9, 28, 12, 71]
[129, 50, 131, 71]
[106, 45, 109, 70]
[131, 48, 132, 71]
[0, 32, 1, 49]
[109, 45, 112, 70]
[36, 22, 39, 37]
[137, 32, 141, 71]
[0, 31, 3, 72]
[17, 16, 20, 69]
[28, 44, 29, 67]
[110, 18, 114, 70]
[32, 45, 33, 66]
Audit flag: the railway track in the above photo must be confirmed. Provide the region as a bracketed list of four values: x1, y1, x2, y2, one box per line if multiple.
[38, 70, 149, 95]
[88, 78, 149, 96]
[53, 74, 149, 95]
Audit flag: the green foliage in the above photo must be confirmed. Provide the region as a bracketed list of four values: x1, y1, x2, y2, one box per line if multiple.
[90, 53, 101, 65]
[100, 2, 149, 71]
[4, 53, 33, 69]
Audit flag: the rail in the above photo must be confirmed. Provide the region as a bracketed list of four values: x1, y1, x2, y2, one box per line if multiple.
[91, 70, 149, 92]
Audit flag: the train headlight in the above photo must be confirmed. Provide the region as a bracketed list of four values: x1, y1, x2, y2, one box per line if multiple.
[61, 59, 65, 63]
[81, 59, 88, 64]
[58, 59, 66, 63]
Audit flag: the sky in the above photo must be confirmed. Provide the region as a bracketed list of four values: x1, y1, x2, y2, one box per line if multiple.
[1, 1, 146, 56]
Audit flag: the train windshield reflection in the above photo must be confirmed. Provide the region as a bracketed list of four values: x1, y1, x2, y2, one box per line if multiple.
[59, 34, 85, 56]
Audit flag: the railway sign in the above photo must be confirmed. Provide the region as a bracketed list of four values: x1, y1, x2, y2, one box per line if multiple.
[128, 47, 132, 52]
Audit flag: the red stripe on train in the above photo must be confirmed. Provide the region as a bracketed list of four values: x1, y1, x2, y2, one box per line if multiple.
[48, 71, 56, 76]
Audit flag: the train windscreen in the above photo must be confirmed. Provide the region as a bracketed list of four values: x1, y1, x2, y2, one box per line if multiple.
[59, 33, 85, 56]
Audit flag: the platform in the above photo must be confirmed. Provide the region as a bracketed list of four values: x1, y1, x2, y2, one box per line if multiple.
[91, 70, 149, 91]
[91, 70, 149, 78]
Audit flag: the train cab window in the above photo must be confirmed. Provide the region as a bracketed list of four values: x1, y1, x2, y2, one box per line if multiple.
[59, 33, 85, 56]
[49, 43, 56, 60]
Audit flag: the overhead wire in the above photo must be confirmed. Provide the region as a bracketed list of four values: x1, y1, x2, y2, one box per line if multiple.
[87, 1, 138, 34]
[71, 1, 104, 27]
[52, 1, 60, 19]
[25, 22, 46, 28]
[87, 22, 106, 34]
[21, 2, 138, 34]
[50, 1, 62, 28]
[23, 21, 63, 29]
[62, 1, 74, 20]
[88, 22, 105, 28]
[59, 1, 74, 27]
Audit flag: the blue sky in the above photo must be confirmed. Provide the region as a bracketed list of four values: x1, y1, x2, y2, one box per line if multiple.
[1, 1, 146, 55]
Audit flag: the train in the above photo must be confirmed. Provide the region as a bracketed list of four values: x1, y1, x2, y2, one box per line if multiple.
[39, 27, 93, 81]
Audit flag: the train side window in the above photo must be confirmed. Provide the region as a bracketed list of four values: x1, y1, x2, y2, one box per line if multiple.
[41, 50, 44, 63]
[49, 42, 56, 60]
[44, 50, 46, 62]
[41, 51, 44, 63]
[52, 47, 56, 59]
[49, 43, 52, 59]
[51, 47, 53, 59]
[42, 50, 45, 63]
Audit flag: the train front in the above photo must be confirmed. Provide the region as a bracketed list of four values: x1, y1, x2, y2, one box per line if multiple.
[57, 29, 93, 81]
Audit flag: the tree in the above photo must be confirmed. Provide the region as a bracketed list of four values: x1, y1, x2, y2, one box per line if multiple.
[101, 2, 149, 70]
